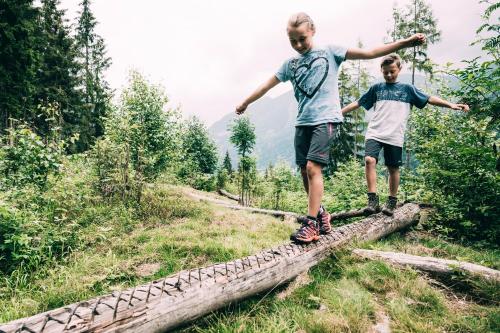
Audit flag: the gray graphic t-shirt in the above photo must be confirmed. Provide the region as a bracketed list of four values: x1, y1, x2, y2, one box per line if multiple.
[275, 45, 347, 126]
[358, 82, 429, 147]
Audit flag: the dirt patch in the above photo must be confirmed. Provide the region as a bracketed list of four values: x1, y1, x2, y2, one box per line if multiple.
[135, 262, 161, 277]
[370, 312, 391, 333]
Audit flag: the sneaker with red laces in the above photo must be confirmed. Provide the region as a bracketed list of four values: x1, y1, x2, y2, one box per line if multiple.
[318, 205, 332, 234]
[290, 216, 320, 243]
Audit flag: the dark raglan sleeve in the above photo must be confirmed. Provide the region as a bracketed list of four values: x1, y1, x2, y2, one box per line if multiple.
[358, 84, 377, 110]
[408, 85, 430, 109]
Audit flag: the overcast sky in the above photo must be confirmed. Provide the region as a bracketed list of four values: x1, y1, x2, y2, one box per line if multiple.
[61, 0, 485, 126]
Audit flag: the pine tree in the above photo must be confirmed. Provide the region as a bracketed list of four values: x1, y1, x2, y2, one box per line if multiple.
[75, 0, 111, 151]
[0, 0, 39, 132]
[35, 0, 82, 140]
[327, 66, 357, 174]
[222, 150, 233, 175]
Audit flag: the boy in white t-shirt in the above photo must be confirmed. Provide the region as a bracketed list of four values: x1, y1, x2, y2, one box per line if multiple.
[341, 54, 469, 215]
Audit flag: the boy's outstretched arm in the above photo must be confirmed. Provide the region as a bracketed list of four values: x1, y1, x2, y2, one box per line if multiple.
[346, 33, 426, 60]
[341, 101, 360, 115]
[428, 96, 470, 111]
[236, 76, 280, 114]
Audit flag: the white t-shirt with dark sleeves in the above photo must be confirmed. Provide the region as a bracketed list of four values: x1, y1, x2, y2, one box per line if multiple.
[358, 82, 430, 147]
[275, 45, 347, 126]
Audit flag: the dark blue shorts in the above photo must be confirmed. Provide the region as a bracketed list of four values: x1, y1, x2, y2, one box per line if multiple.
[365, 139, 402, 167]
[294, 123, 341, 167]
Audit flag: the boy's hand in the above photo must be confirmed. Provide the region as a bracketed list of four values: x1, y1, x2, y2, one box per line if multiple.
[451, 103, 470, 112]
[405, 33, 426, 47]
[235, 103, 248, 115]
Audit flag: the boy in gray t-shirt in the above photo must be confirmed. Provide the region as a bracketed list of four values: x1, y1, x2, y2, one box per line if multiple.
[341, 54, 469, 216]
[236, 12, 426, 243]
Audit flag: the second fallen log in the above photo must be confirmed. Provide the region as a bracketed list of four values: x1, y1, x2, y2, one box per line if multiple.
[353, 249, 500, 282]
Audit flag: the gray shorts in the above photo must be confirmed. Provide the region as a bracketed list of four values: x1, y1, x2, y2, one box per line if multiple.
[295, 123, 340, 167]
[365, 139, 403, 167]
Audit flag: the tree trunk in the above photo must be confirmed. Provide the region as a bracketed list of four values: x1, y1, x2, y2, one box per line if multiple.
[330, 208, 370, 220]
[185, 190, 298, 219]
[217, 189, 239, 201]
[0, 204, 420, 333]
[353, 249, 500, 282]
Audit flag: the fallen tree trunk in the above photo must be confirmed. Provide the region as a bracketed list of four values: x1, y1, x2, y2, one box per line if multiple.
[186, 190, 299, 219]
[0, 204, 420, 333]
[330, 208, 370, 220]
[353, 249, 500, 282]
[218, 204, 299, 219]
[217, 189, 240, 201]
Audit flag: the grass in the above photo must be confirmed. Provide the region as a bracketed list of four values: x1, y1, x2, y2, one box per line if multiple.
[0, 183, 296, 322]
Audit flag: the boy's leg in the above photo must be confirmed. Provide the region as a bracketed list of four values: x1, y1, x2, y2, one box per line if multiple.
[388, 166, 400, 197]
[364, 139, 383, 193]
[291, 123, 336, 242]
[305, 123, 338, 234]
[364, 139, 383, 213]
[365, 156, 377, 193]
[306, 160, 323, 217]
[292, 126, 320, 243]
[381, 143, 403, 216]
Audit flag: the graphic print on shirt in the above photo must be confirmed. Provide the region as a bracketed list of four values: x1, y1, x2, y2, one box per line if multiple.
[291, 52, 329, 99]
[375, 89, 409, 104]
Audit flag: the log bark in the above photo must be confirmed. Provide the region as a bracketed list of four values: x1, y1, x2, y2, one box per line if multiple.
[353, 249, 500, 282]
[0, 204, 420, 333]
[217, 189, 239, 201]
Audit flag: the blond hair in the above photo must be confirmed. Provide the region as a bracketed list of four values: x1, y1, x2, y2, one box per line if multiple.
[381, 54, 402, 68]
[287, 12, 315, 32]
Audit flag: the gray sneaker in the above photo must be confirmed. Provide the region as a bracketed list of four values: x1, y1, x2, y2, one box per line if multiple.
[365, 193, 380, 214]
[382, 196, 398, 216]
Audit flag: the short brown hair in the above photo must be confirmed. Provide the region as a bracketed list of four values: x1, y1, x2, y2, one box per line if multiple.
[287, 12, 315, 32]
[381, 54, 402, 68]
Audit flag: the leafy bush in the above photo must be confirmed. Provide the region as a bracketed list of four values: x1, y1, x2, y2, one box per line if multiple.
[192, 173, 217, 192]
[91, 71, 182, 202]
[0, 190, 74, 274]
[0, 125, 64, 190]
[407, 109, 499, 245]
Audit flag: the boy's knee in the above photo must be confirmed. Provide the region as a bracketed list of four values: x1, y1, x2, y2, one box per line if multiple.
[387, 166, 400, 174]
[306, 160, 321, 176]
[365, 156, 377, 166]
